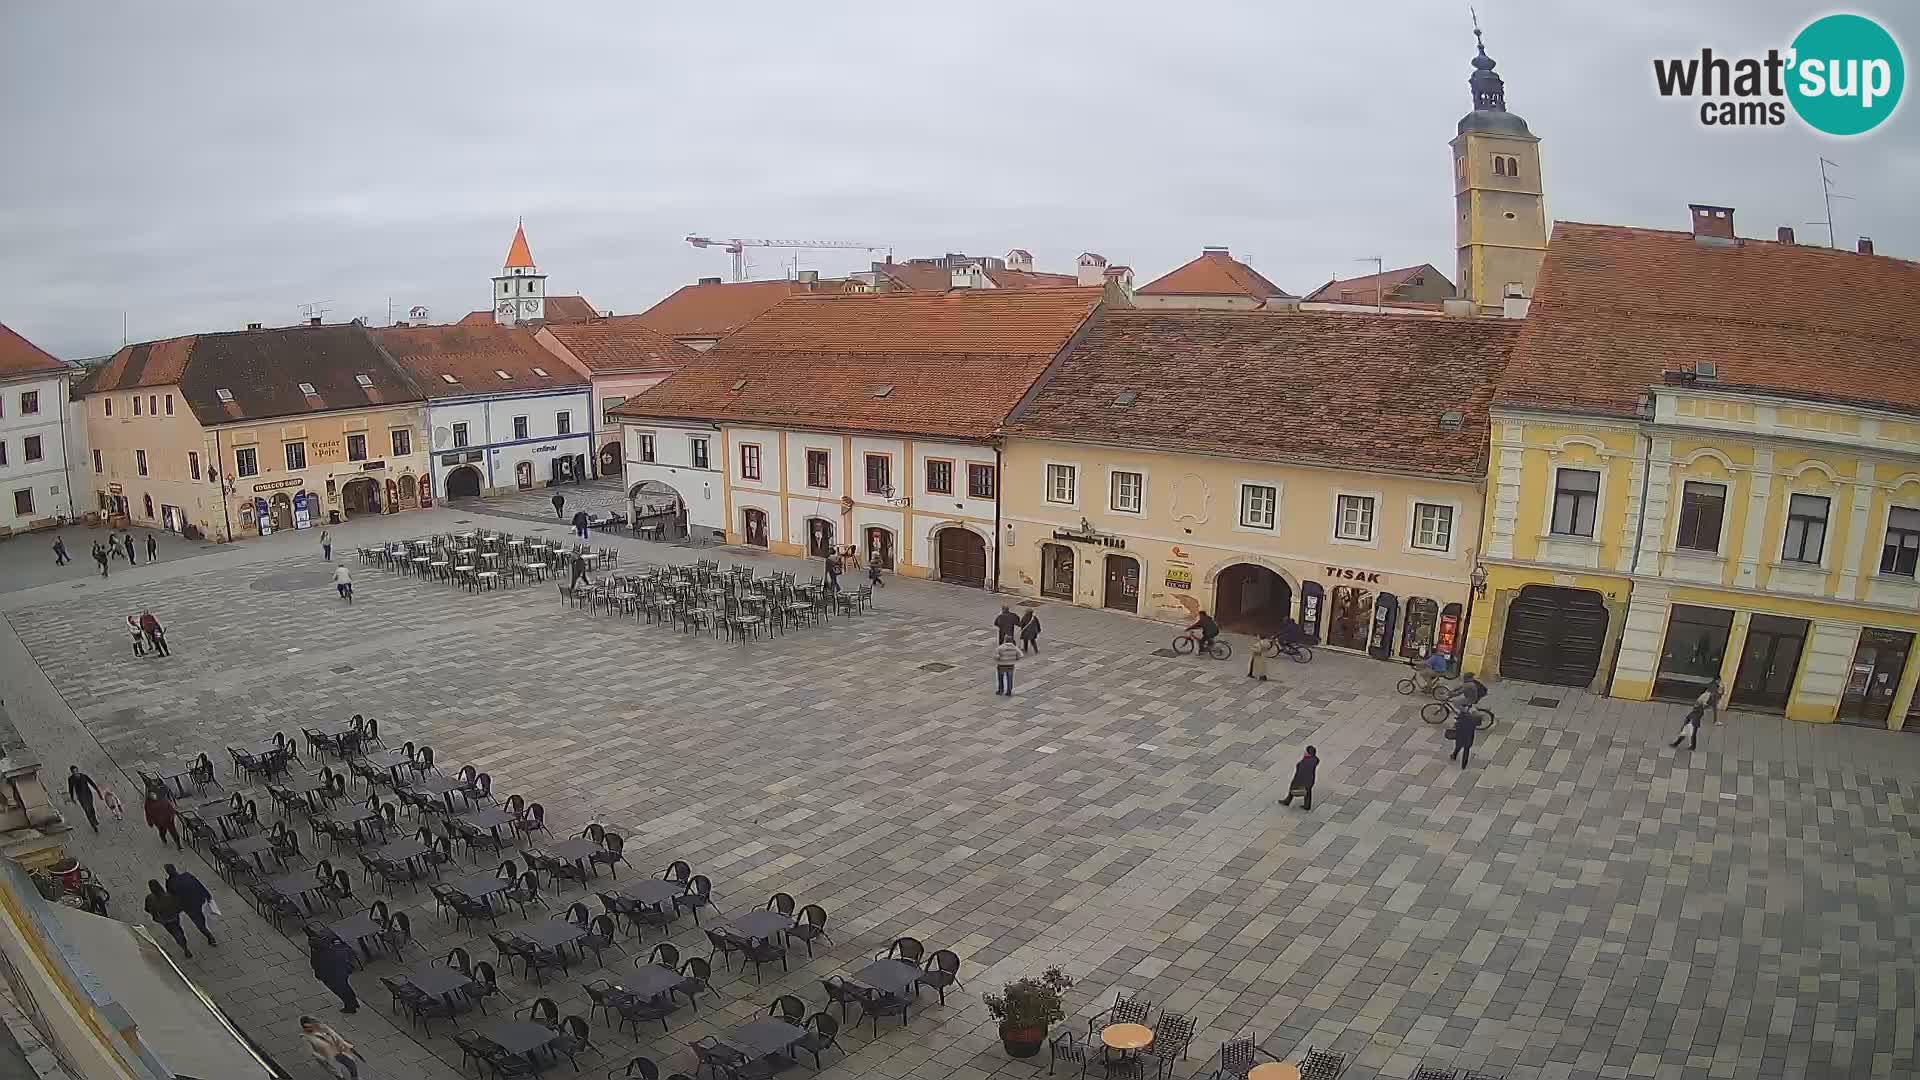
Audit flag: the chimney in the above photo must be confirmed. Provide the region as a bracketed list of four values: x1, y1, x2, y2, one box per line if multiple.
[308, 316, 322, 326]
[797, 270, 819, 289]
[1076, 252, 1108, 287]
[1777, 226, 1795, 245]
[1441, 299, 1476, 319]
[1858, 237, 1874, 256]
[697, 276, 722, 286]
[1689, 203, 1737, 245]
[950, 266, 973, 289]
[247, 322, 263, 331]
[1202, 245, 1231, 256]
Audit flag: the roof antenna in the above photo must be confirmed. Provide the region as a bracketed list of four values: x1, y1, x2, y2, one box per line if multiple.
[1355, 256, 1384, 311]
[1807, 157, 1852, 248]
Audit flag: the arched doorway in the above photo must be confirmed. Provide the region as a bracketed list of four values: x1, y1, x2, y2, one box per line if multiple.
[742, 508, 769, 547]
[629, 480, 686, 540]
[445, 465, 483, 499]
[341, 477, 380, 516]
[1400, 597, 1440, 659]
[1327, 585, 1374, 650]
[1103, 553, 1139, 612]
[397, 473, 418, 510]
[269, 492, 294, 531]
[599, 441, 623, 476]
[515, 461, 534, 490]
[1214, 563, 1293, 634]
[1040, 543, 1075, 600]
[865, 527, 895, 570]
[935, 526, 987, 587]
[142, 493, 155, 519]
[806, 518, 836, 559]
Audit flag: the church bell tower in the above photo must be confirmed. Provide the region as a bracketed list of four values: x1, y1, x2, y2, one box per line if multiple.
[1451, 27, 1547, 315]
[492, 220, 546, 325]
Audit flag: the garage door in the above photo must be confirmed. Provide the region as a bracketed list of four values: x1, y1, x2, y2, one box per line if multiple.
[1500, 585, 1608, 687]
[936, 528, 987, 587]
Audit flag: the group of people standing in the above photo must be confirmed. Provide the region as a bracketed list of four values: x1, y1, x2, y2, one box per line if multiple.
[66, 531, 157, 577]
[991, 604, 1042, 696]
[124, 609, 171, 657]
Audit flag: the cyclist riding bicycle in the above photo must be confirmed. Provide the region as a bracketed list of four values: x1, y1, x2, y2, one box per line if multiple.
[1458, 671, 1487, 706]
[1412, 648, 1451, 691]
[1186, 611, 1220, 657]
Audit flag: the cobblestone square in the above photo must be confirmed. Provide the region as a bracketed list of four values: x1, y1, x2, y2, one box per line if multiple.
[2, 505, 1916, 1080]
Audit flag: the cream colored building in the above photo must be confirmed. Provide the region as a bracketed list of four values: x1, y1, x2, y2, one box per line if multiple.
[1002, 309, 1516, 660]
[83, 322, 430, 540]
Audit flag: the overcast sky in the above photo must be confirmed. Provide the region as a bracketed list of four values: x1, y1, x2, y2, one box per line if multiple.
[3, 1, 1915, 359]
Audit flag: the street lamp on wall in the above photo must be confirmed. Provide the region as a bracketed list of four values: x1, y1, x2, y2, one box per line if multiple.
[1470, 564, 1488, 597]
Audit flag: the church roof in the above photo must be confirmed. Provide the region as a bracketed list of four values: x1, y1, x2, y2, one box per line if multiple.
[504, 222, 535, 269]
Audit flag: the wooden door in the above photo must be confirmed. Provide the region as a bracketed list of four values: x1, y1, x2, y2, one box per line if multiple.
[1499, 585, 1609, 686]
[743, 509, 768, 547]
[936, 528, 986, 587]
[866, 527, 895, 570]
[1103, 554, 1139, 612]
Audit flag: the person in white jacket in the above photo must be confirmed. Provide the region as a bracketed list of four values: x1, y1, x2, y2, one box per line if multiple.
[300, 1016, 362, 1078]
[333, 563, 353, 601]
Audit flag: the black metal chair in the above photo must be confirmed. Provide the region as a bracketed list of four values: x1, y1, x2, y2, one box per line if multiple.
[673, 958, 710, 1011]
[918, 949, 962, 1005]
[879, 936, 924, 965]
[591, 832, 631, 878]
[784, 903, 831, 957]
[673, 874, 716, 925]
[820, 975, 861, 1021]
[854, 988, 909, 1036]
[1089, 991, 1151, 1041]
[767, 995, 807, 1024]
[1297, 1046, 1349, 1080]
[794, 1013, 841, 1070]
[1050, 1029, 1093, 1077]
[765, 892, 795, 915]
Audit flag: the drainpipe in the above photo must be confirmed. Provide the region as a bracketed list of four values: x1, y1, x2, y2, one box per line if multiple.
[56, 375, 74, 521]
[991, 441, 1003, 594]
[1604, 428, 1656, 696]
[215, 428, 234, 543]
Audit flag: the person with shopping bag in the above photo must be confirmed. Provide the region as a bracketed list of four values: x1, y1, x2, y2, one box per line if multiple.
[301, 1015, 365, 1078]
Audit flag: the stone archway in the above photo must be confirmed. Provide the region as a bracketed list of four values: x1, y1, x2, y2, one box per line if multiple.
[1214, 562, 1294, 634]
[341, 477, 380, 517]
[630, 479, 686, 540]
[445, 465, 483, 499]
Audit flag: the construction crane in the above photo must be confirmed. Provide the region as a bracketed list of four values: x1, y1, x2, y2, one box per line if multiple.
[685, 235, 891, 282]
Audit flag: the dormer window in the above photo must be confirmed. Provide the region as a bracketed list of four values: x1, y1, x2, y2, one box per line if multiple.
[355, 373, 373, 387]
[440, 373, 458, 385]
[532, 367, 549, 377]
[215, 388, 234, 402]
[298, 382, 317, 396]
[495, 369, 512, 380]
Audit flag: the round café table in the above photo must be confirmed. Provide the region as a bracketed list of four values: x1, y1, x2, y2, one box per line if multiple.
[1101, 1023, 1153, 1052]
[1247, 1063, 1301, 1080]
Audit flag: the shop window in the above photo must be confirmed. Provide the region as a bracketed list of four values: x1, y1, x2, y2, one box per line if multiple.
[1653, 604, 1733, 701]
[1879, 506, 1920, 577]
[967, 463, 996, 499]
[1400, 598, 1440, 658]
[1841, 628, 1914, 724]
[1674, 481, 1726, 553]
[1782, 493, 1829, 564]
[926, 459, 953, 495]
[1550, 468, 1600, 537]
[1045, 463, 1076, 505]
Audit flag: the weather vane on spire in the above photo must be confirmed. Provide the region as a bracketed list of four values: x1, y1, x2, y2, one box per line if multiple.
[1467, 5, 1506, 110]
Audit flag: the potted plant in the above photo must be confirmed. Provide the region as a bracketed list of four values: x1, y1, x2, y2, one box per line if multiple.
[984, 966, 1073, 1058]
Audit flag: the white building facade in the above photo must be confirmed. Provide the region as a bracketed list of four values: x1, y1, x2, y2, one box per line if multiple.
[426, 388, 594, 499]
[1, 366, 76, 534]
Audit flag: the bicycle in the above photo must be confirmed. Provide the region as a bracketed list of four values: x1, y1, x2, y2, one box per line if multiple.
[1259, 637, 1314, 664]
[1421, 701, 1496, 731]
[1396, 661, 1458, 700]
[1171, 631, 1233, 661]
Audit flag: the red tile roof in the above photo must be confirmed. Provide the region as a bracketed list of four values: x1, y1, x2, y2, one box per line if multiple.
[457, 294, 599, 326]
[614, 288, 1106, 440]
[871, 261, 1080, 292]
[1137, 249, 1292, 299]
[542, 315, 704, 375]
[88, 324, 424, 425]
[1304, 264, 1450, 304]
[635, 280, 810, 341]
[504, 222, 535, 269]
[374, 323, 587, 399]
[1498, 222, 1920, 418]
[88, 334, 197, 394]
[1005, 309, 1519, 479]
[0, 321, 67, 377]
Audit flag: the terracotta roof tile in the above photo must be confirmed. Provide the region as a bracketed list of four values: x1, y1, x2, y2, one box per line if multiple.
[1304, 264, 1451, 304]
[635, 280, 809, 341]
[1498, 222, 1920, 418]
[542, 315, 704, 375]
[872, 262, 1080, 291]
[103, 323, 426, 425]
[1137, 249, 1292, 299]
[1005, 310, 1519, 479]
[0, 321, 67, 377]
[90, 335, 197, 396]
[614, 288, 1105, 440]
[373, 323, 587, 399]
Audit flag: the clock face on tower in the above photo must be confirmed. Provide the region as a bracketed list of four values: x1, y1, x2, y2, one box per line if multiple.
[496, 300, 517, 318]
[519, 298, 542, 316]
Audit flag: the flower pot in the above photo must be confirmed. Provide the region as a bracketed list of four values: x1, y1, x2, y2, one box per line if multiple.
[1000, 1022, 1047, 1058]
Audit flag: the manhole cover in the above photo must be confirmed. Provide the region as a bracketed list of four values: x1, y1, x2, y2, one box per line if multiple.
[918, 662, 953, 673]
[249, 569, 338, 593]
[1527, 696, 1562, 708]
[331, 664, 355, 674]
[1151, 648, 1178, 658]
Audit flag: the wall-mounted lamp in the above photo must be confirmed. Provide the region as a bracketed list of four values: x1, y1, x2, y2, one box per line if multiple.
[1470, 565, 1488, 597]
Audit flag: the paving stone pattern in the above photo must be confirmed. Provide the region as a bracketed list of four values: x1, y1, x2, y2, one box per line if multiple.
[2, 503, 1917, 1080]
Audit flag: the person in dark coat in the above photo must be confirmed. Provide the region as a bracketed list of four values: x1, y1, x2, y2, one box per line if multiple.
[66, 765, 102, 832]
[1278, 746, 1319, 810]
[1449, 704, 1478, 768]
[139, 610, 170, 657]
[53, 537, 69, 565]
[572, 509, 590, 539]
[993, 604, 1020, 645]
[164, 864, 218, 946]
[146, 534, 158, 562]
[1019, 610, 1042, 654]
[145, 788, 182, 848]
[310, 934, 359, 1013]
[552, 493, 565, 519]
[1670, 701, 1706, 751]
[144, 880, 192, 956]
[123, 534, 137, 564]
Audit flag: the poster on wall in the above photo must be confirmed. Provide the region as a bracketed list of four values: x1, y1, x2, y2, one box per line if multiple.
[1165, 562, 1193, 590]
[253, 497, 270, 536]
[1299, 581, 1324, 644]
[293, 492, 312, 530]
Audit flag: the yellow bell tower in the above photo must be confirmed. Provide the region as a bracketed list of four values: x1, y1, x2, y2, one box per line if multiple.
[1451, 27, 1547, 314]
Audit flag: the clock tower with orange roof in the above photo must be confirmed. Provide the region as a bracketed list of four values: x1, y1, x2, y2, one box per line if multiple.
[492, 219, 546, 325]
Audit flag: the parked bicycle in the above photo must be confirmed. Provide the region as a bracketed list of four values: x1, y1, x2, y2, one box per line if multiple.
[1259, 636, 1314, 664]
[1422, 701, 1496, 731]
[1172, 630, 1233, 660]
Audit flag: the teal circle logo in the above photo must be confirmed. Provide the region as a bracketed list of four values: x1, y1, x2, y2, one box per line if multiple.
[1787, 14, 1904, 135]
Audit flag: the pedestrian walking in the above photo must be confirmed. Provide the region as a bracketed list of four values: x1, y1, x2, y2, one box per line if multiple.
[1247, 640, 1270, 682]
[145, 788, 182, 849]
[127, 614, 147, 657]
[993, 604, 1020, 645]
[867, 560, 884, 589]
[1277, 745, 1319, 810]
[53, 537, 69, 565]
[320, 529, 332, 562]
[301, 1015, 364, 1079]
[994, 637, 1021, 696]
[164, 864, 218, 946]
[1698, 676, 1723, 726]
[333, 563, 353, 601]
[310, 934, 359, 1013]
[1019, 609, 1042, 654]
[103, 787, 125, 822]
[123, 534, 136, 564]
[145, 534, 157, 563]
[1670, 701, 1705, 751]
[552, 493, 565, 519]
[94, 543, 109, 578]
[1448, 704, 1477, 768]
[66, 766, 102, 832]
[139, 610, 170, 657]
[107, 534, 124, 562]
[825, 552, 842, 594]
[568, 550, 589, 591]
[572, 509, 590, 540]
[143, 880, 193, 957]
